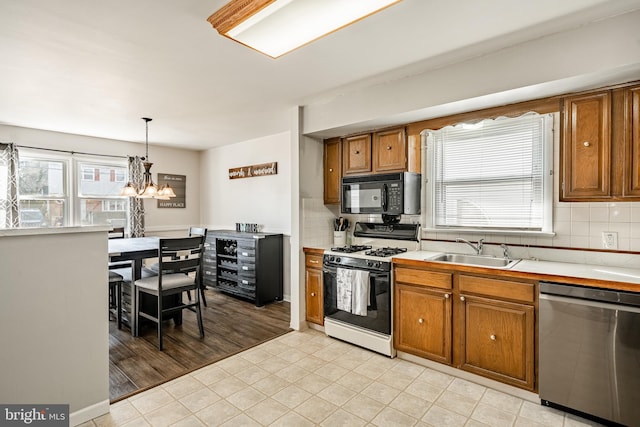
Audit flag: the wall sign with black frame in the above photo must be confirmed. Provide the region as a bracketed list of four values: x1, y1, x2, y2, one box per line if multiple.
[157, 173, 186, 208]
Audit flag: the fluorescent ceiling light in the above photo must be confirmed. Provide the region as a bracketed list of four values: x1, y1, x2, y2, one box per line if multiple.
[207, 0, 401, 58]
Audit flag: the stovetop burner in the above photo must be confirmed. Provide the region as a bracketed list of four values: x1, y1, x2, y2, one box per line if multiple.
[365, 247, 408, 257]
[330, 245, 372, 253]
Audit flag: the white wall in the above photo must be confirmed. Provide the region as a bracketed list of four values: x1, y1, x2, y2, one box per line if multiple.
[200, 131, 291, 234]
[0, 228, 109, 425]
[0, 124, 201, 233]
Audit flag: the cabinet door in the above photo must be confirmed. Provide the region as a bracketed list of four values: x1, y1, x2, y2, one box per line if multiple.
[373, 127, 406, 172]
[624, 86, 640, 197]
[459, 295, 535, 391]
[343, 134, 372, 175]
[561, 91, 611, 200]
[305, 267, 323, 325]
[394, 283, 452, 364]
[324, 138, 342, 204]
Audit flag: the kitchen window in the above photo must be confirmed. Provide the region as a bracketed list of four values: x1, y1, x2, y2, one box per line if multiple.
[18, 151, 128, 229]
[423, 112, 553, 234]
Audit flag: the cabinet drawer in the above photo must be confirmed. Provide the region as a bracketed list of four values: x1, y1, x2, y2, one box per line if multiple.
[237, 239, 256, 250]
[458, 275, 534, 304]
[237, 248, 255, 258]
[306, 254, 323, 269]
[394, 267, 452, 290]
[238, 262, 256, 275]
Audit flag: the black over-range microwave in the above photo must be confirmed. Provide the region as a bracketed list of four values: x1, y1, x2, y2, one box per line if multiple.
[341, 172, 421, 215]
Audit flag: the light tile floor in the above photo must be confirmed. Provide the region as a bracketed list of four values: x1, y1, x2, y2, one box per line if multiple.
[87, 329, 604, 427]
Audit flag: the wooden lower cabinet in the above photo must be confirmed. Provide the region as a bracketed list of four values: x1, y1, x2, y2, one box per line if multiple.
[458, 295, 535, 390]
[305, 253, 324, 325]
[395, 283, 452, 364]
[393, 263, 537, 392]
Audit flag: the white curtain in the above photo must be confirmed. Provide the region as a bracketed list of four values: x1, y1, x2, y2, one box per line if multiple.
[128, 156, 145, 237]
[0, 143, 19, 228]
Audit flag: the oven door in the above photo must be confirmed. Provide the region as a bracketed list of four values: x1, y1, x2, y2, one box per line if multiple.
[323, 266, 391, 335]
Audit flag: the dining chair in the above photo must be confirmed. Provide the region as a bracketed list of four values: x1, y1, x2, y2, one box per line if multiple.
[133, 235, 206, 350]
[188, 227, 208, 307]
[108, 227, 131, 270]
[108, 227, 127, 329]
[149, 227, 209, 306]
[108, 270, 124, 329]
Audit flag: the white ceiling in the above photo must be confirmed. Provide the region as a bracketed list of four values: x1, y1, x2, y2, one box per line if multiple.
[1, 0, 639, 151]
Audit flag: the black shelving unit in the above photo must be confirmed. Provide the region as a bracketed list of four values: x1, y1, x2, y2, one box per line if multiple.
[203, 230, 283, 306]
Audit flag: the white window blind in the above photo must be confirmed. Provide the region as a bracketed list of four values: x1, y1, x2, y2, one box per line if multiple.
[426, 113, 552, 232]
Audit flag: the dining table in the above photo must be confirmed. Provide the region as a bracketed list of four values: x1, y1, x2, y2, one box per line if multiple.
[108, 236, 182, 335]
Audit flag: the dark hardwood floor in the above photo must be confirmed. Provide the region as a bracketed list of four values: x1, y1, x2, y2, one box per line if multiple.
[109, 288, 291, 402]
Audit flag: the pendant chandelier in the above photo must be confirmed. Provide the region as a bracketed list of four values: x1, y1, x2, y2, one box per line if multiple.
[120, 117, 176, 199]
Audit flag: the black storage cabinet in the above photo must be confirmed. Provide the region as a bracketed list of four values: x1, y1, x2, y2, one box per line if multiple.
[203, 230, 283, 306]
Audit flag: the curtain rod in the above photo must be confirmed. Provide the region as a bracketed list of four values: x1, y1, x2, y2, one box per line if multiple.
[16, 144, 129, 159]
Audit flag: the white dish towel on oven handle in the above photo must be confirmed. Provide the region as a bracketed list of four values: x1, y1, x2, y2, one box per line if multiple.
[351, 270, 370, 316]
[336, 267, 353, 312]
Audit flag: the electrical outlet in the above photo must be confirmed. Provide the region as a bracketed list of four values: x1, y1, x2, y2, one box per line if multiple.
[602, 232, 618, 249]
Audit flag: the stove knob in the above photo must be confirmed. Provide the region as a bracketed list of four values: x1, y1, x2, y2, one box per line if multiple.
[367, 261, 373, 267]
[336, 257, 341, 263]
[376, 262, 382, 268]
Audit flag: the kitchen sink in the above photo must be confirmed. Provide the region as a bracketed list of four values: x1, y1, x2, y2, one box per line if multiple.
[427, 253, 521, 269]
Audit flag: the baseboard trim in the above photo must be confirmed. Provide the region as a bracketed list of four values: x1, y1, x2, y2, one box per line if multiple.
[70, 399, 110, 426]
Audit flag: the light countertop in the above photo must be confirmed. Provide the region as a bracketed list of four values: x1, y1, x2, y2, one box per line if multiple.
[392, 250, 640, 291]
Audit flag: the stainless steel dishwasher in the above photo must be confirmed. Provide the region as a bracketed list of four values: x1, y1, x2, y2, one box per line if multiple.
[539, 282, 640, 426]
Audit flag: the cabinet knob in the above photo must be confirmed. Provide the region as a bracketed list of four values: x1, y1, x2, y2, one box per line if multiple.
[444, 293, 450, 299]
[311, 292, 316, 297]
[418, 318, 424, 324]
[386, 146, 392, 150]
[329, 168, 333, 172]
[583, 141, 591, 147]
[355, 150, 360, 154]
[490, 334, 496, 341]
[460, 296, 465, 301]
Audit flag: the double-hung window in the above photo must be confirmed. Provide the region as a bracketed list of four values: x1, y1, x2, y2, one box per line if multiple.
[18, 155, 69, 227]
[424, 112, 553, 234]
[76, 160, 128, 228]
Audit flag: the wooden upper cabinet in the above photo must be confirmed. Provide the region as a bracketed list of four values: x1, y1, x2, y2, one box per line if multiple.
[343, 134, 372, 175]
[623, 85, 640, 197]
[324, 138, 342, 205]
[373, 127, 406, 172]
[561, 91, 611, 200]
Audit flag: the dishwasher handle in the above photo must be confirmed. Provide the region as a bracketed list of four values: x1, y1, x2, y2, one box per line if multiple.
[540, 293, 640, 314]
[540, 281, 640, 309]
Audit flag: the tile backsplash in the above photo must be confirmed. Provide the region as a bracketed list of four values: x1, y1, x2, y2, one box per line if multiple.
[303, 197, 640, 254]
[423, 202, 640, 252]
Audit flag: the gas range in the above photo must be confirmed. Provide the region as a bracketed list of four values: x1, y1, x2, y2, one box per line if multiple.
[324, 245, 409, 272]
[327, 245, 408, 259]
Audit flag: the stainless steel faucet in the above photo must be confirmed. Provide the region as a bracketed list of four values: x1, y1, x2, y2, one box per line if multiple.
[456, 238, 484, 255]
[500, 244, 511, 260]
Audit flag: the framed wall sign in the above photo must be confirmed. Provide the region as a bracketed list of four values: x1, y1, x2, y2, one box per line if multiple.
[229, 162, 277, 179]
[157, 173, 186, 208]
